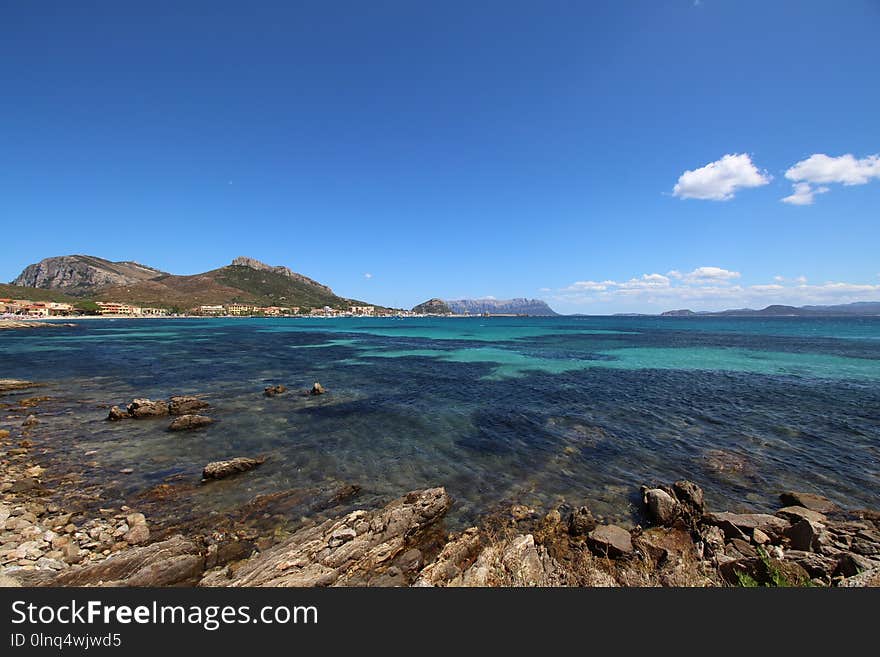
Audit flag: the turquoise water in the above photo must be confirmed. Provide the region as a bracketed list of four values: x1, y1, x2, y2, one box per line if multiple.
[1, 316, 879, 527]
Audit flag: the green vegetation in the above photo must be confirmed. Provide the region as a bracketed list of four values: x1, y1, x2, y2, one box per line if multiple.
[734, 547, 815, 588]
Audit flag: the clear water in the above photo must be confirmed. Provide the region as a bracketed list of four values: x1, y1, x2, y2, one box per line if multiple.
[2, 316, 879, 528]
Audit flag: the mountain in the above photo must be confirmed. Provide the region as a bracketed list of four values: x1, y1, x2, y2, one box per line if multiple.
[12, 255, 165, 294]
[412, 298, 452, 314]
[660, 302, 880, 317]
[10, 255, 378, 312]
[445, 298, 558, 316]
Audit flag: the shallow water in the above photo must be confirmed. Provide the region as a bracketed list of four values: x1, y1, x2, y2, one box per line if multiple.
[2, 316, 879, 527]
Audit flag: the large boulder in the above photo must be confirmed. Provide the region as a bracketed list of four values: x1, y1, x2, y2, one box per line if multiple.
[168, 396, 209, 415]
[203, 488, 451, 587]
[107, 405, 129, 421]
[587, 525, 633, 558]
[643, 488, 679, 526]
[719, 556, 810, 587]
[168, 414, 213, 432]
[127, 399, 169, 418]
[202, 457, 265, 480]
[568, 506, 597, 537]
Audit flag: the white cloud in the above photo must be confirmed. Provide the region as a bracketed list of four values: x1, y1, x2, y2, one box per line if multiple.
[549, 267, 880, 313]
[672, 154, 770, 201]
[785, 153, 880, 186]
[781, 182, 829, 206]
[682, 266, 741, 284]
[782, 153, 880, 205]
[363, 272, 373, 279]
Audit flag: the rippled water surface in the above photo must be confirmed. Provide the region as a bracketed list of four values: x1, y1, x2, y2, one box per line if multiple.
[2, 316, 879, 527]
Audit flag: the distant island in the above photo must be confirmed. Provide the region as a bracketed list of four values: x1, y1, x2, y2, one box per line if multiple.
[656, 302, 880, 317]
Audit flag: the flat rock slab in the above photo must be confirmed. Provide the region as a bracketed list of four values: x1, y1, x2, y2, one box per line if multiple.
[51, 535, 204, 587]
[705, 512, 790, 538]
[204, 487, 451, 587]
[587, 524, 633, 558]
[776, 506, 828, 525]
[779, 492, 839, 514]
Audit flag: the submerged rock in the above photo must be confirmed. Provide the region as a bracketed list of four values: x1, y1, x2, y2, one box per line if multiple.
[202, 457, 265, 480]
[168, 396, 209, 415]
[107, 405, 128, 421]
[0, 379, 39, 393]
[263, 385, 287, 397]
[309, 382, 325, 396]
[168, 414, 213, 432]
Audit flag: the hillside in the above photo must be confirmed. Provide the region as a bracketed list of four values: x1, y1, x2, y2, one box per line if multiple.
[12, 255, 165, 293]
[10, 255, 378, 312]
[445, 298, 558, 316]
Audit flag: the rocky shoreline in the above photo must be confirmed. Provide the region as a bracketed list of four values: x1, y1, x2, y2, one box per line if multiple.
[1, 379, 878, 588]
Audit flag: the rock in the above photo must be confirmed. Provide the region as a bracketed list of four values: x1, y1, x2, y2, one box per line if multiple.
[752, 528, 770, 545]
[127, 398, 169, 418]
[451, 534, 573, 587]
[776, 506, 827, 525]
[704, 512, 790, 540]
[207, 488, 451, 587]
[0, 429, 9, 439]
[413, 528, 484, 586]
[644, 488, 678, 526]
[52, 535, 203, 586]
[672, 480, 705, 514]
[168, 395, 209, 415]
[61, 543, 82, 564]
[22, 414, 38, 428]
[634, 527, 711, 586]
[168, 414, 213, 431]
[120, 468, 134, 474]
[834, 552, 879, 578]
[10, 478, 41, 493]
[309, 382, 325, 396]
[568, 506, 597, 537]
[0, 572, 23, 587]
[123, 524, 150, 545]
[126, 513, 146, 527]
[784, 519, 824, 552]
[587, 525, 633, 558]
[0, 379, 38, 393]
[263, 385, 287, 397]
[510, 504, 536, 522]
[107, 405, 129, 421]
[784, 550, 837, 579]
[779, 491, 838, 514]
[202, 457, 265, 480]
[837, 568, 880, 587]
[730, 538, 758, 558]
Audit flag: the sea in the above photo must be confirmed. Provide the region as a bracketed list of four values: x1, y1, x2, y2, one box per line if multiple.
[2, 315, 879, 528]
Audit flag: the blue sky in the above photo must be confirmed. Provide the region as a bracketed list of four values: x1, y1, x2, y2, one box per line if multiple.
[2, 1, 878, 313]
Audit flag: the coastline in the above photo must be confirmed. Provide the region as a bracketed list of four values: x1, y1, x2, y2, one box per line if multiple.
[2, 379, 878, 588]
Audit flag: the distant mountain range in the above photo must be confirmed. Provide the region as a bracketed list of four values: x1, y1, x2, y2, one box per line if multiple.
[444, 298, 558, 316]
[658, 302, 880, 317]
[8, 255, 377, 312]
